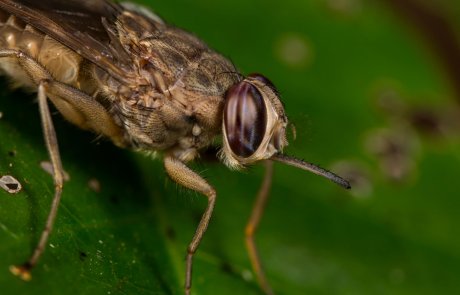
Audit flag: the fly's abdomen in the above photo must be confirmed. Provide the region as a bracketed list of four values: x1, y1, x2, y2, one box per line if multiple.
[0, 9, 82, 89]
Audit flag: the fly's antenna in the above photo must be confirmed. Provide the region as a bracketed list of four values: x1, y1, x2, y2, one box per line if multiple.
[271, 153, 351, 189]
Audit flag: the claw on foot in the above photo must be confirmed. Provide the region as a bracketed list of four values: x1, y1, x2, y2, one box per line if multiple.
[10, 264, 32, 281]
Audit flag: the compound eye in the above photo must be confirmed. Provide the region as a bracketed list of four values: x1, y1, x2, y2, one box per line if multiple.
[224, 81, 267, 158]
[248, 73, 278, 93]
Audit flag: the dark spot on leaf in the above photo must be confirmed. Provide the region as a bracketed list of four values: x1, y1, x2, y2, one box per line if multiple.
[79, 251, 88, 262]
[8, 150, 16, 157]
[409, 109, 443, 136]
[165, 226, 176, 241]
[220, 262, 235, 275]
[110, 195, 119, 205]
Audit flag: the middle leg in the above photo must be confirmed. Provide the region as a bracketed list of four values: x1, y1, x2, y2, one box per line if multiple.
[245, 160, 275, 295]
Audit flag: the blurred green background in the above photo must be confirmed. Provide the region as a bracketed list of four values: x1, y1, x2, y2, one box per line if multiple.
[1, 0, 460, 294]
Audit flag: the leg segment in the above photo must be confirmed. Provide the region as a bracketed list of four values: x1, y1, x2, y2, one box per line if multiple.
[10, 82, 65, 280]
[245, 161, 275, 295]
[164, 156, 216, 295]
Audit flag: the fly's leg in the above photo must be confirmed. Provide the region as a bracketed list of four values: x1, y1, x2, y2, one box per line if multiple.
[0, 49, 64, 280]
[10, 82, 64, 280]
[245, 161, 275, 295]
[1, 48, 124, 280]
[164, 156, 216, 295]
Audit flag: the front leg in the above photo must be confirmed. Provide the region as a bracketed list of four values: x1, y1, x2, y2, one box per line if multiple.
[164, 156, 216, 295]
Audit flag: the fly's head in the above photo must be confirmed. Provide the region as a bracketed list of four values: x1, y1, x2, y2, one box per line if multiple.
[221, 74, 351, 189]
[221, 74, 287, 168]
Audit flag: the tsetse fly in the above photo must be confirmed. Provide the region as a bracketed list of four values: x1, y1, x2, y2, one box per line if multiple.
[0, 0, 350, 294]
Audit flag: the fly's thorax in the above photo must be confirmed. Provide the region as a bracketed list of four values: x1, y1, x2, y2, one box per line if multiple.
[221, 74, 288, 169]
[114, 6, 240, 101]
[107, 89, 224, 162]
[99, 13, 241, 160]
[101, 66, 232, 162]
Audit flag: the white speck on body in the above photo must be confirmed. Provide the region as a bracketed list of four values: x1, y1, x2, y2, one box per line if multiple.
[192, 124, 202, 136]
[98, 240, 103, 244]
[49, 243, 55, 248]
[6, 33, 15, 46]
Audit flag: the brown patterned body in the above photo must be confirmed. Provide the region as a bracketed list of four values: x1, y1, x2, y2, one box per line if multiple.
[0, 4, 239, 161]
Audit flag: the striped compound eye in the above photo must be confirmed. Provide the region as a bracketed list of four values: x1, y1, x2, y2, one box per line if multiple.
[223, 81, 267, 158]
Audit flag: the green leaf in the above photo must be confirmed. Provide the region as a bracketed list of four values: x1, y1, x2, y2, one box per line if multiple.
[2, 0, 460, 295]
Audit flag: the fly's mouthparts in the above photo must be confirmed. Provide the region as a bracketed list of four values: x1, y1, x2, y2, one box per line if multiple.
[271, 153, 351, 189]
